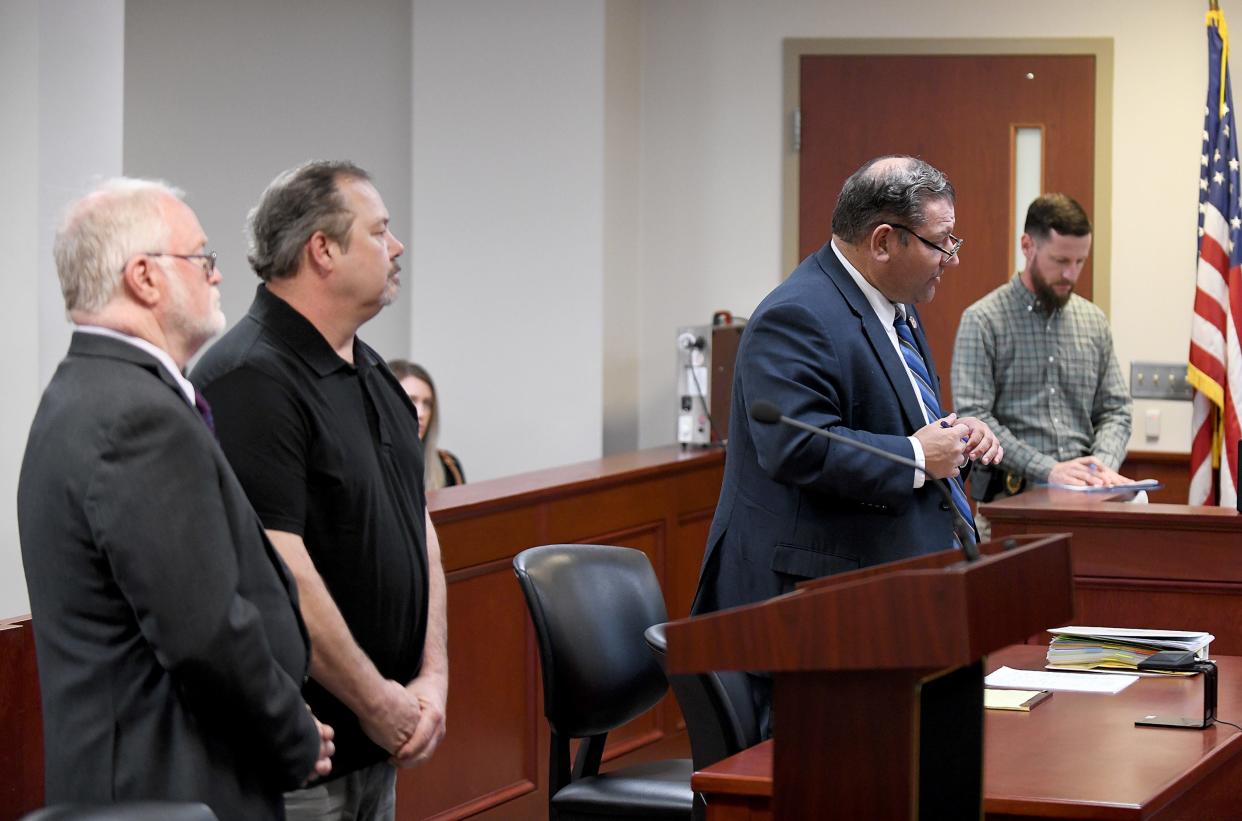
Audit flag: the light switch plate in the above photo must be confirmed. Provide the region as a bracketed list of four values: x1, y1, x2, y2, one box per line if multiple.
[1130, 362, 1193, 400]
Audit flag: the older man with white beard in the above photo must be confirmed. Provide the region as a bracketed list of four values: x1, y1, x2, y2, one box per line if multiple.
[18, 178, 333, 820]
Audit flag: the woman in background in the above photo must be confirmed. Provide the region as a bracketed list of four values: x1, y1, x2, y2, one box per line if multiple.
[388, 359, 466, 489]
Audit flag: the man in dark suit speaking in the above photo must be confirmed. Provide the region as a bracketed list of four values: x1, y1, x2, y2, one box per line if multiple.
[691, 156, 1003, 731]
[18, 179, 333, 819]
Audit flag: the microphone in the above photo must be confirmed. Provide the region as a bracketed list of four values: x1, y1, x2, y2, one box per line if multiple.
[748, 399, 979, 562]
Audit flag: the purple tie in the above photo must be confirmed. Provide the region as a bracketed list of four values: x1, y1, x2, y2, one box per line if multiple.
[194, 388, 216, 434]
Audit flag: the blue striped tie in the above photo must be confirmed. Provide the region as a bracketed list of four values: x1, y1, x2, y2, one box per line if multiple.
[893, 311, 976, 540]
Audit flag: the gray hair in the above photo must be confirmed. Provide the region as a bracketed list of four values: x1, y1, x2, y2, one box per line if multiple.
[831, 155, 955, 244]
[53, 178, 183, 314]
[247, 160, 371, 281]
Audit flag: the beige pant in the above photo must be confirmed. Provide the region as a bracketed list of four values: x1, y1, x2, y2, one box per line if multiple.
[284, 761, 396, 821]
[974, 510, 992, 543]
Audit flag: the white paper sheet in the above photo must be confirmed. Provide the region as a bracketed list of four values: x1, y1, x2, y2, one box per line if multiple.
[984, 666, 1138, 694]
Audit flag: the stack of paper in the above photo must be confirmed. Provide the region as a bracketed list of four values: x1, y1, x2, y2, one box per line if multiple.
[1045, 626, 1213, 672]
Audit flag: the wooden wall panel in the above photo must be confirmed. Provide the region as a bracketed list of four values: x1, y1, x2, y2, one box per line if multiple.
[1072, 581, 1242, 649]
[434, 506, 543, 573]
[395, 561, 538, 820]
[984, 489, 1242, 653]
[670, 511, 714, 621]
[544, 481, 671, 542]
[0, 617, 42, 821]
[407, 447, 724, 819]
[1120, 450, 1190, 505]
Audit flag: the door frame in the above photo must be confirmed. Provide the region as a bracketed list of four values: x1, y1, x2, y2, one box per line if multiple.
[782, 38, 1115, 315]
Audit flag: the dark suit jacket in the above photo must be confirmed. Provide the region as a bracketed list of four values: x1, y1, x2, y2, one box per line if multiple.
[693, 242, 963, 615]
[18, 333, 320, 820]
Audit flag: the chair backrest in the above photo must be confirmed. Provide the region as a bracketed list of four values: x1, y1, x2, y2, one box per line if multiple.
[513, 544, 670, 739]
[643, 623, 762, 770]
[21, 803, 217, 821]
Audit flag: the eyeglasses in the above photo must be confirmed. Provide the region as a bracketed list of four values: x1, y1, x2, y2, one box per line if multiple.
[127, 251, 218, 279]
[887, 224, 964, 260]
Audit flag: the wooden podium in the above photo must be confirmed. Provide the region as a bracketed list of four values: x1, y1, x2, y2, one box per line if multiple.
[663, 534, 1074, 820]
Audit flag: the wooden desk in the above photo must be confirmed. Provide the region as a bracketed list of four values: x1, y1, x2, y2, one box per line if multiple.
[694, 644, 1242, 820]
[982, 489, 1242, 653]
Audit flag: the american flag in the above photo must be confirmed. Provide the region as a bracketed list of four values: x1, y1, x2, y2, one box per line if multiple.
[1189, 8, 1242, 506]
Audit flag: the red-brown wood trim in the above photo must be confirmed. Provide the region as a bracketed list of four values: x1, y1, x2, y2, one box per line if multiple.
[1075, 577, 1242, 594]
[422, 779, 539, 821]
[1124, 450, 1192, 464]
[428, 446, 723, 522]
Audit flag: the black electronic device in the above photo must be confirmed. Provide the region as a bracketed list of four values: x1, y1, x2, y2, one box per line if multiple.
[1137, 650, 1199, 671]
[676, 317, 746, 447]
[1135, 652, 1217, 730]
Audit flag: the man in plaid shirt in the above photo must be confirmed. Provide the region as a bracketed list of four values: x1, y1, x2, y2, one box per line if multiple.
[952, 194, 1132, 533]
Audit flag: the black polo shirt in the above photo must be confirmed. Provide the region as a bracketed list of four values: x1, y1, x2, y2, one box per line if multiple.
[192, 284, 428, 778]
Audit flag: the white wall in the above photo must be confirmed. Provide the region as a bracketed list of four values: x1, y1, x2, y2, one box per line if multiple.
[602, 0, 643, 455]
[0, 0, 42, 619]
[633, 0, 1210, 454]
[124, 0, 414, 362]
[0, 0, 126, 620]
[39, 0, 125, 385]
[410, 0, 606, 479]
[4, 0, 1234, 618]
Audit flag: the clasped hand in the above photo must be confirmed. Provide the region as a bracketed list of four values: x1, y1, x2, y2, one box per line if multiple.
[359, 674, 448, 770]
[914, 413, 1003, 479]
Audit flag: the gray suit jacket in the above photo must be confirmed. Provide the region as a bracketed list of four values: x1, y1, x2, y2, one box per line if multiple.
[18, 332, 320, 820]
[693, 242, 964, 615]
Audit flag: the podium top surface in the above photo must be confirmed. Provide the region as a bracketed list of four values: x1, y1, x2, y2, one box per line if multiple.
[666, 534, 1073, 675]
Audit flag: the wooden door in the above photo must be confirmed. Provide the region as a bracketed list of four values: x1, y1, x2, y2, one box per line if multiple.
[798, 54, 1096, 406]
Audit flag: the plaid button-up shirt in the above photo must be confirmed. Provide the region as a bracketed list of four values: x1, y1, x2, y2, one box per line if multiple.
[951, 274, 1132, 483]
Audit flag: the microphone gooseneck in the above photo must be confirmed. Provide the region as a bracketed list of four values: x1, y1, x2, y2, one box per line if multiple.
[748, 400, 979, 562]
[748, 399, 782, 425]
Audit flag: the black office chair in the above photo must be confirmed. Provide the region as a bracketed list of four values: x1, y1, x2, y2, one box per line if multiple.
[20, 803, 217, 821]
[642, 623, 761, 774]
[513, 544, 693, 821]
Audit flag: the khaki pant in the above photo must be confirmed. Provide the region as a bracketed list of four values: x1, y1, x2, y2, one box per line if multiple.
[284, 761, 396, 821]
[974, 510, 992, 543]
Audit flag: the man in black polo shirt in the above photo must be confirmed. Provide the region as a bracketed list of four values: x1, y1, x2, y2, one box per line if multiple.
[192, 161, 447, 820]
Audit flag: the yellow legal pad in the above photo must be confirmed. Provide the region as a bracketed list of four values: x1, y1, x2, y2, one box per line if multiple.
[984, 688, 1051, 712]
